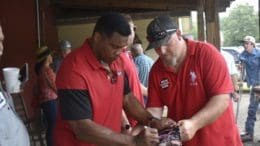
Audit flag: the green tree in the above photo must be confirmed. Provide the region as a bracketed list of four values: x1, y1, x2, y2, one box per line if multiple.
[220, 4, 259, 46]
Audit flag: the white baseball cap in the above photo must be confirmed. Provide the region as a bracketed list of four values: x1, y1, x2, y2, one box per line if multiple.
[243, 36, 256, 44]
[59, 40, 72, 51]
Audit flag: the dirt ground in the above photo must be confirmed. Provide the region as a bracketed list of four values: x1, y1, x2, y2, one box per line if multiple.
[233, 93, 260, 146]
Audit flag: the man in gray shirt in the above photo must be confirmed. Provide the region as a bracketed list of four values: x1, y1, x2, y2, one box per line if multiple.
[0, 25, 30, 146]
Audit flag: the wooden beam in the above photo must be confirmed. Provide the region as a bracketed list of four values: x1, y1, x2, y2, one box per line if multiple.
[197, 0, 205, 41]
[205, 0, 221, 50]
[55, 0, 198, 11]
[217, 0, 235, 12]
[56, 10, 191, 25]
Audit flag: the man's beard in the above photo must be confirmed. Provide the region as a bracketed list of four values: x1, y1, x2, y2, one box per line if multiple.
[164, 56, 177, 67]
[171, 57, 177, 66]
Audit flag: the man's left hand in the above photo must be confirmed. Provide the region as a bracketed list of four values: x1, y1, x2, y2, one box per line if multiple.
[178, 119, 198, 142]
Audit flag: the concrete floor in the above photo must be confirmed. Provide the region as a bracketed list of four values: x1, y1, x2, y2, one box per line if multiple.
[233, 93, 260, 146]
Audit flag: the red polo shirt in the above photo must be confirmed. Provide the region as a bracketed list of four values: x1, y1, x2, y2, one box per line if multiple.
[122, 49, 143, 105]
[147, 40, 242, 146]
[122, 49, 144, 126]
[54, 40, 128, 146]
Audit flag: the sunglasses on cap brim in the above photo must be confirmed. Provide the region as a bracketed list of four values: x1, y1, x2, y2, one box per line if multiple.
[147, 29, 176, 43]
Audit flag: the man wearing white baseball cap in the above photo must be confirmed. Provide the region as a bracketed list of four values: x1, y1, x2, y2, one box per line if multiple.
[243, 36, 256, 45]
[239, 35, 260, 142]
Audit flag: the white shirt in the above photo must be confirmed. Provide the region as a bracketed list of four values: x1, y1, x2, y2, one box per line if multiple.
[0, 91, 30, 146]
[221, 51, 239, 75]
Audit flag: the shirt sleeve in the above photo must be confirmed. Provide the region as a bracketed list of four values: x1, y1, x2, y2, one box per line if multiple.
[122, 53, 144, 105]
[202, 44, 233, 97]
[239, 52, 247, 62]
[59, 89, 92, 120]
[146, 61, 164, 107]
[56, 58, 92, 120]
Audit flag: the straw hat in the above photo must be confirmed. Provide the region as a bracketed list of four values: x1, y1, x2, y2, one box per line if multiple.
[36, 46, 52, 63]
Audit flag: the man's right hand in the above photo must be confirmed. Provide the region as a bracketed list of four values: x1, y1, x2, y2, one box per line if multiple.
[133, 126, 159, 146]
[253, 86, 260, 101]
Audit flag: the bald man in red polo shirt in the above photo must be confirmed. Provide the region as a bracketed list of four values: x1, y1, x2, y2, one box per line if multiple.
[145, 16, 242, 146]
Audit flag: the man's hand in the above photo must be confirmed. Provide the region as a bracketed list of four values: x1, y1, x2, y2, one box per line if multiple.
[231, 92, 240, 102]
[178, 119, 198, 142]
[134, 126, 159, 146]
[149, 117, 177, 131]
[254, 92, 260, 101]
[253, 86, 260, 101]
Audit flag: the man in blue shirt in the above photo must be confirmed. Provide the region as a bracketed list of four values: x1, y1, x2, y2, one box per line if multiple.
[239, 36, 260, 142]
[130, 38, 154, 105]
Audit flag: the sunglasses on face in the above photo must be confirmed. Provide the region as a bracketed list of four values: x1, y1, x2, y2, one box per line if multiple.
[110, 71, 117, 84]
[106, 70, 118, 84]
[147, 29, 176, 43]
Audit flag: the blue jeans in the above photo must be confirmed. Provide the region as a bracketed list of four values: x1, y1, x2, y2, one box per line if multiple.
[41, 99, 57, 146]
[143, 96, 148, 106]
[245, 89, 259, 135]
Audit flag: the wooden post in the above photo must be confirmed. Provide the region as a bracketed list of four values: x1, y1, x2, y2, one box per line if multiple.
[197, 0, 205, 41]
[205, 0, 221, 50]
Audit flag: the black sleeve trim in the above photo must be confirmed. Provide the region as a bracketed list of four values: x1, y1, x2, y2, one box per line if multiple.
[58, 89, 92, 120]
[124, 72, 131, 95]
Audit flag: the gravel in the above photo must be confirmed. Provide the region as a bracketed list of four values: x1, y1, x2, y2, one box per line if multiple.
[233, 93, 260, 146]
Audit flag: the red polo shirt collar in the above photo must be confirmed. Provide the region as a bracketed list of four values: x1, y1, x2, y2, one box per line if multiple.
[81, 39, 103, 71]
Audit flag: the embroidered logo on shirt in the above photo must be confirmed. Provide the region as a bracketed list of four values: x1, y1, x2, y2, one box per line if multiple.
[0, 92, 6, 109]
[189, 71, 198, 86]
[117, 71, 123, 76]
[160, 78, 170, 89]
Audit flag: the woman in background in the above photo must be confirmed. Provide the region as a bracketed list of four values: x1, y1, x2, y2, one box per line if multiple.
[34, 46, 57, 146]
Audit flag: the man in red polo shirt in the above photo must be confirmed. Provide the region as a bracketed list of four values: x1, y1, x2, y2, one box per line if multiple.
[54, 13, 175, 146]
[145, 16, 243, 146]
